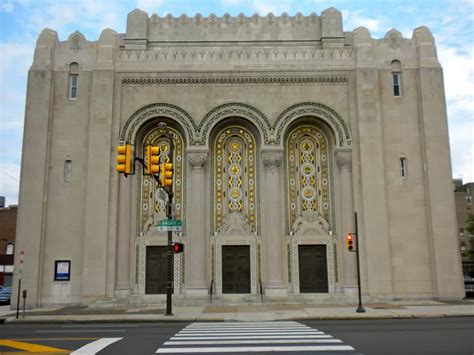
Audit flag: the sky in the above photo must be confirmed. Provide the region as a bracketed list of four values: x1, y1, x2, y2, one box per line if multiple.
[0, 0, 473, 206]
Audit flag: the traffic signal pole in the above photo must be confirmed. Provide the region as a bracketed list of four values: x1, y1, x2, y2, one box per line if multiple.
[354, 212, 366, 313]
[158, 122, 174, 316]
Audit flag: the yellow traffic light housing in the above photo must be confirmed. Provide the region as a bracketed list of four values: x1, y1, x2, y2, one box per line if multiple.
[144, 145, 160, 175]
[161, 162, 173, 187]
[346, 233, 354, 252]
[116, 144, 132, 175]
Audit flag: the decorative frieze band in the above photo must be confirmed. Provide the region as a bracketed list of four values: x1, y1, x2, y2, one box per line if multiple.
[122, 76, 348, 85]
[117, 48, 353, 62]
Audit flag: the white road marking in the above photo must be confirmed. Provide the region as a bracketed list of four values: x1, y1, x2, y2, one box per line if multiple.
[170, 335, 332, 340]
[157, 321, 356, 353]
[180, 329, 316, 333]
[156, 345, 355, 353]
[175, 331, 324, 336]
[71, 337, 123, 354]
[165, 339, 343, 345]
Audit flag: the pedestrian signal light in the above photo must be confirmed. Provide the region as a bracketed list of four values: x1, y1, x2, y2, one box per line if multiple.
[161, 162, 173, 187]
[172, 242, 184, 254]
[346, 233, 354, 252]
[145, 145, 160, 175]
[116, 144, 132, 175]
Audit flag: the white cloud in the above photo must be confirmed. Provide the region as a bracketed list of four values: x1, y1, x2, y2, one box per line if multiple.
[135, 0, 166, 14]
[439, 43, 474, 182]
[342, 9, 385, 35]
[222, 0, 245, 6]
[252, 0, 294, 15]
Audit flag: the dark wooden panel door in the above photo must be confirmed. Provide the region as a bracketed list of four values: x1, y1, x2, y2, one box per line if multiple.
[145, 246, 168, 294]
[222, 246, 251, 294]
[298, 245, 328, 293]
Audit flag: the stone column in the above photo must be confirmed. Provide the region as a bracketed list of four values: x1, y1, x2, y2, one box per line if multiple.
[186, 148, 209, 296]
[335, 149, 357, 293]
[262, 148, 287, 296]
[115, 175, 132, 294]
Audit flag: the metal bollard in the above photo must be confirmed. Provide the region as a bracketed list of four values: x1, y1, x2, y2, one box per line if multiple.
[22, 290, 27, 319]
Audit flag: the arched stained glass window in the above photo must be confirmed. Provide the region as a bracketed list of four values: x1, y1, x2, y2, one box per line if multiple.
[286, 126, 331, 229]
[214, 126, 257, 232]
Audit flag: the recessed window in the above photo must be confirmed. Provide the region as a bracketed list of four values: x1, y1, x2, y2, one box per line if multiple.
[391, 60, 402, 97]
[392, 73, 401, 97]
[64, 157, 72, 182]
[69, 75, 78, 99]
[6, 243, 13, 255]
[68, 62, 79, 100]
[467, 195, 472, 205]
[400, 157, 407, 177]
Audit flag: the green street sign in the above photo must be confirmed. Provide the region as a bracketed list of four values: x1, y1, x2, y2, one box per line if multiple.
[157, 219, 183, 232]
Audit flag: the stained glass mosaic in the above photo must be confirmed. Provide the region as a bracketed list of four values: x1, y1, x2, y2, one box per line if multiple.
[140, 126, 184, 234]
[214, 126, 257, 231]
[286, 126, 331, 228]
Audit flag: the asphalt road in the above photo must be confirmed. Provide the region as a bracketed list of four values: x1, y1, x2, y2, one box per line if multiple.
[0, 317, 472, 354]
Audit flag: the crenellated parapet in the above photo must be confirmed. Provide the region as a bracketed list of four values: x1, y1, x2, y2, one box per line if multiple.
[31, 8, 440, 72]
[123, 8, 345, 48]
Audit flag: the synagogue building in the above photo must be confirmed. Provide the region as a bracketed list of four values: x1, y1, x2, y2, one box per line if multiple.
[14, 8, 465, 306]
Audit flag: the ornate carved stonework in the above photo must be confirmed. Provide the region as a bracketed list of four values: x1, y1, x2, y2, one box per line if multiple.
[262, 149, 283, 168]
[188, 151, 208, 169]
[335, 149, 352, 169]
[121, 76, 349, 85]
[292, 210, 331, 235]
[217, 212, 254, 236]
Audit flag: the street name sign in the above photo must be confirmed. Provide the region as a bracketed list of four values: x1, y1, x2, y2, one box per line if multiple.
[157, 219, 183, 232]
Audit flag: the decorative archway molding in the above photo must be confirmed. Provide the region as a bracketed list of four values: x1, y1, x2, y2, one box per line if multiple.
[198, 103, 271, 145]
[119, 103, 196, 144]
[273, 102, 352, 147]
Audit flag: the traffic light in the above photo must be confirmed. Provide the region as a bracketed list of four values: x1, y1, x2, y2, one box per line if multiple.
[144, 145, 160, 175]
[172, 242, 184, 254]
[346, 233, 355, 252]
[161, 162, 173, 187]
[116, 144, 132, 175]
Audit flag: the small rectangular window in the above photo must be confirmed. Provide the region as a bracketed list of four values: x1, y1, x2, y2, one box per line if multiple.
[400, 157, 407, 177]
[392, 73, 401, 97]
[467, 196, 472, 205]
[69, 75, 78, 100]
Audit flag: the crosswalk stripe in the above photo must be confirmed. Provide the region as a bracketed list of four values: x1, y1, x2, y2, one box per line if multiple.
[184, 326, 311, 330]
[157, 321, 356, 353]
[156, 345, 355, 353]
[180, 328, 316, 332]
[171, 335, 332, 340]
[175, 331, 324, 336]
[165, 339, 343, 345]
[70, 337, 123, 355]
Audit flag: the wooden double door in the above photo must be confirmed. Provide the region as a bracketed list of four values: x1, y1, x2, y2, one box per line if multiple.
[298, 245, 328, 293]
[222, 246, 251, 294]
[145, 246, 168, 294]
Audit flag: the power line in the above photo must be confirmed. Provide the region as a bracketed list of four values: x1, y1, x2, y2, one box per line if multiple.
[0, 170, 19, 182]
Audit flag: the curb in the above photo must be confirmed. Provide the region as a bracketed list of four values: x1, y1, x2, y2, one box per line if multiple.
[2, 313, 472, 324]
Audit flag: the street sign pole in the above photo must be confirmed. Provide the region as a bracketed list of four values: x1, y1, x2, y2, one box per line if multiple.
[16, 251, 24, 319]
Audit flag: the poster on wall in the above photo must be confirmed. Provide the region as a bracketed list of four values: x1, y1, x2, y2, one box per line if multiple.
[54, 260, 71, 281]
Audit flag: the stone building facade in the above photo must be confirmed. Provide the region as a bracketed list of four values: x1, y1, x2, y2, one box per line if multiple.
[454, 179, 474, 261]
[14, 8, 465, 306]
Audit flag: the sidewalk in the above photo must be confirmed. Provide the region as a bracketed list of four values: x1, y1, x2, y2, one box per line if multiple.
[2, 300, 474, 324]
